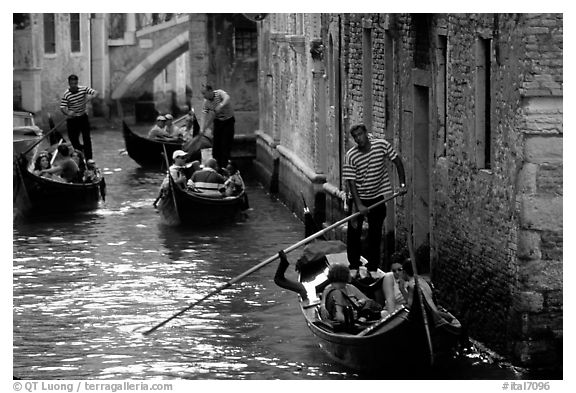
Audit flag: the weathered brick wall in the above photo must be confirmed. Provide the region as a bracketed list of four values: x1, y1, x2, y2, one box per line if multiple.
[423, 13, 525, 355]
[340, 13, 562, 366]
[255, 13, 562, 367]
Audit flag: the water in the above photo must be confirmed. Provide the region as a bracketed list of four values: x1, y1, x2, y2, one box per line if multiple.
[12, 125, 557, 380]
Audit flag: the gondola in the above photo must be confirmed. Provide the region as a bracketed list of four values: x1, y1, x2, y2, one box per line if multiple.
[13, 153, 105, 219]
[290, 252, 462, 372]
[122, 121, 183, 169]
[156, 177, 248, 226]
[274, 197, 462, 372]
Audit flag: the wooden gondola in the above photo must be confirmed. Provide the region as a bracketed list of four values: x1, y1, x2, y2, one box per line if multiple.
[13, 153, 105, 219]
[292, 254, 462, 372]
[122, 121, 184, 169]
[274, 197, 462, 373]
[156, 177, 248, 226]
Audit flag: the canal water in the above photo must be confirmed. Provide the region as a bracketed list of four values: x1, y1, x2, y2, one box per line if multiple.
[12, 125, 557, 381]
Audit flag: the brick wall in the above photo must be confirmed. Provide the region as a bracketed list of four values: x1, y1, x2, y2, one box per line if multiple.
[254, 13, 562, 367]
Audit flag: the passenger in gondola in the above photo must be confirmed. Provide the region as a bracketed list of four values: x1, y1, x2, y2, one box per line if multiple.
[400, 259, 454, 328]
[153, 150, 188, 208]
[71, 149, 87, 183]
[165, 150, 188, 189]
[183, 160, 201, 186]
[164, 114, 177, 138]
[148, 115, 169, 139]
[83, 159, 101, 183]
[320, 264, 376, 324]
[187, 158, 226, 196]
[375, 253, 409, 315]
[179, 109, 200, 141]
[39, 144, 79, 183]
[33, 151, 54, 179]
[222, 160, 245, 197]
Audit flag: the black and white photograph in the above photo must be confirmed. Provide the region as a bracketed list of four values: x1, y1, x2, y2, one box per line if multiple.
[10, 7, 567, 390]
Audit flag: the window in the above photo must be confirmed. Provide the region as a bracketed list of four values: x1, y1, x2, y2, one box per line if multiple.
[234, 28, 257, 59]
[108, 13, 125, 40]
[44, 13, 56, 54]
[70, 13, 81, 52]
[475, 37, 492, 169]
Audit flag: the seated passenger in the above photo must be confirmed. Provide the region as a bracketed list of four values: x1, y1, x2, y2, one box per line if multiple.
[183, 160, 201, 186]
[164, 114, 178, 139]
[83, 159, 101, 183]
[178, 110, 200, 142]
[162, 150, 188, 190]
[33, 151, 53, 179]
[378, 260, 408, 315]
[222, 161, 245, 196]
[39, 144, 79, 182]
[187, 158, 225, 195]
[400, 260, 453, 327]
[71, 149, 86, 182]
[148, 116, 169, 139]
[153, 150, 188, 208]
[320, 264, 373, 324]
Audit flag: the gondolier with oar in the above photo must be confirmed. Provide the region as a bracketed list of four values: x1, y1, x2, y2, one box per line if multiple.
[60, 74, 98, 160]
[200, 84, 235, 169]
[343, 124, 407, 281]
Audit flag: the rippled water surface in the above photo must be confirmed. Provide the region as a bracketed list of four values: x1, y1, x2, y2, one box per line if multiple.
[12, 126, 556, 380]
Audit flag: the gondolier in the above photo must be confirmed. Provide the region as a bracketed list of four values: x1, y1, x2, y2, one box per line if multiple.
[200, 84, 235, 169]
[60, 74, 98, 159]
[343, 123, 406, 279]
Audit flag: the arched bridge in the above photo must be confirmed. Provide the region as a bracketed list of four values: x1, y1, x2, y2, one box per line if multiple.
[109, 15, 190, 101]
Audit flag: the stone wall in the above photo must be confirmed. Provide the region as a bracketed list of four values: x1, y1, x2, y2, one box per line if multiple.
[512, 14, 563, 366]
[254, 13, 562, 367]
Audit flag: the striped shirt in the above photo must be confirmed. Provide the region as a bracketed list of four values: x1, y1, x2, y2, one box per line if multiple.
[342, 138, 398, 199]
[60, 86, 96, 116]
[202, 90, 234, 121]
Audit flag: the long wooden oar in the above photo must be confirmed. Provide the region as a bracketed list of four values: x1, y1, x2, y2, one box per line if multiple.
[407, 228, 434, 366]
[21, 117, 67, 156]
[142, 189, 407, 335]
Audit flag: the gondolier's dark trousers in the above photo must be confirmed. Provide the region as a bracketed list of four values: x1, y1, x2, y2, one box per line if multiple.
[213, 116, 235, 169]
[67, 113, 93, 160]
[347, 195, 387, 272]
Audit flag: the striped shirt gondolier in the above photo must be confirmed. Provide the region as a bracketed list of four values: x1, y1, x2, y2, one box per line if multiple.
[202, 90, 234, 121]
[60, 86, 96, 116]
[342, 138, 398, 200]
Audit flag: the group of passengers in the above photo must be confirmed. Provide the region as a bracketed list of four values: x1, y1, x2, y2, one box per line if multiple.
[33, 143, 101, 184]
[154, 149, 245, 207]
[148, 110, 199, 143]
[315, 246, 444, 330]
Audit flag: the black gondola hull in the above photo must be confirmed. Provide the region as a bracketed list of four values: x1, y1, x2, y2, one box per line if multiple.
[295, 253, 462, 372]
[14, 156, 104, 219]
[157, 184, 247, 226]
[122, 121, 184, 169]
